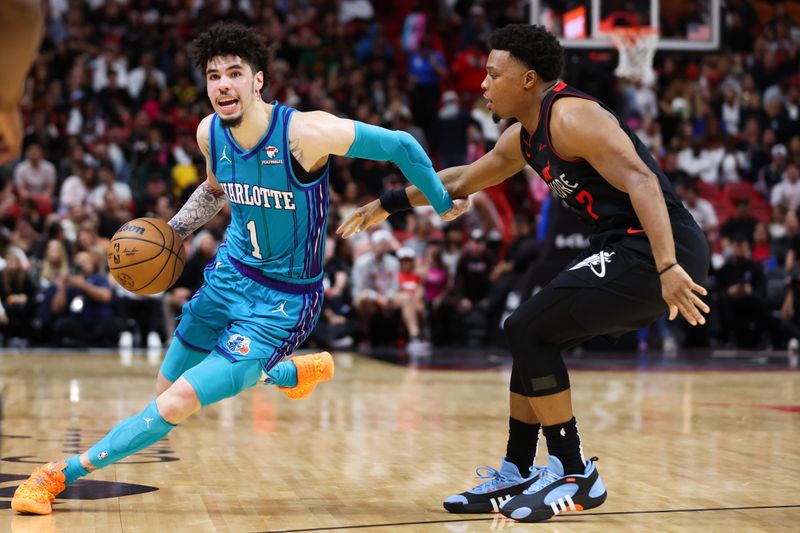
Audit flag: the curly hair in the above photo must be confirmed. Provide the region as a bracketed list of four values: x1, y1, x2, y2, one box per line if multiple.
[489, 24, 564, 82]
[189, 22, 271, 82]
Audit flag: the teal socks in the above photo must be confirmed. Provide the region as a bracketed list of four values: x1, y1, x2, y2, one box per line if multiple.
[265, 360, 298, 387]
[63, 454, 89, 484]
[86, 400, 176, 469]
[64, 362, 298, 486]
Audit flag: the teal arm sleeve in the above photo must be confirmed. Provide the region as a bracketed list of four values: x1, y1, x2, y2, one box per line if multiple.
[344, 121, 453, 214]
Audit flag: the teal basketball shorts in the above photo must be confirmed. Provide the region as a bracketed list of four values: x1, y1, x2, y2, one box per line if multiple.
[161, 243, 323, 402]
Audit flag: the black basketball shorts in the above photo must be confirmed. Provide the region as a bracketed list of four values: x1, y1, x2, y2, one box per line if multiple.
[509, 218, 709, 351]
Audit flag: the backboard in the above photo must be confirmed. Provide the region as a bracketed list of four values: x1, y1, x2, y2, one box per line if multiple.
[530, 0, 721, 51]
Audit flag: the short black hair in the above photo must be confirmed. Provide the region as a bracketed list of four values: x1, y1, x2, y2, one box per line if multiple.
[190, 22, 271, 82]
[490, 24, 564, 82]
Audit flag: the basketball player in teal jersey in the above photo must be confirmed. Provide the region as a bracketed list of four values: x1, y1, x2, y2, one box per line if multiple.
[12, 22, 462, 515]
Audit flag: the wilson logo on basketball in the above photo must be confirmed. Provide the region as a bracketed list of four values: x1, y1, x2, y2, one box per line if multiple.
[118, 224, 145, 235]
[262, 145, 283, 165]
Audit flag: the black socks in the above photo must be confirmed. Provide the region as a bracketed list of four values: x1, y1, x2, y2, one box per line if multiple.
[505, 417, 541, 478]
[542, 417, 585, 475]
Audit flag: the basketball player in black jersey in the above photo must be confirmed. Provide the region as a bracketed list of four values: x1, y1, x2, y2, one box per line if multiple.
[339, 24, 710, 522]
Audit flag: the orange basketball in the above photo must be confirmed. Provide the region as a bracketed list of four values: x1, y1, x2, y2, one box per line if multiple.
[107, 217, 186, 295]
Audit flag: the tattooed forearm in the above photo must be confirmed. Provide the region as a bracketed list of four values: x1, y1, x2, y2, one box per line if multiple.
[168, 182, 227, 239]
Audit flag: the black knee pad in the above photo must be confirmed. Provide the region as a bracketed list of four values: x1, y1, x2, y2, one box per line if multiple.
[504, 311, 571, 397]
[509, 365, 528, 396]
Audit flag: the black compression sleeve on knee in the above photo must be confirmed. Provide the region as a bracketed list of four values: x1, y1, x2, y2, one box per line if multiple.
[509, 364, 528, 395]
[527, 366, 571, 396]
[505, 310, 571, 397]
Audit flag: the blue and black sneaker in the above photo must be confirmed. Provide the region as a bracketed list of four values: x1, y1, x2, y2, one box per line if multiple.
[443, 457, 539, 513]
[499, 455, 606, 522]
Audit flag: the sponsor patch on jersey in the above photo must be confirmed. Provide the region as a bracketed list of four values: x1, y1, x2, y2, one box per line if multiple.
[263, 145, 283, 165]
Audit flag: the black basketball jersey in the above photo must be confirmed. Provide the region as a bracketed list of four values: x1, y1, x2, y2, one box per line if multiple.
[520, 81, 687, 248]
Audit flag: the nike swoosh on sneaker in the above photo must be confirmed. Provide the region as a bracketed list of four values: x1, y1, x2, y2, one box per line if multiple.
[627, 227, 646, 234]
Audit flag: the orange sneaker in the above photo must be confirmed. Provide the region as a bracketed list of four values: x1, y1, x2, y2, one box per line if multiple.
[278, 351, 334, 400]
[11, 461, 67, 515]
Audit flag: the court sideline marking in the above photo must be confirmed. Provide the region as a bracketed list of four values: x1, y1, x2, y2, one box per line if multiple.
[259, 504, 800, 532]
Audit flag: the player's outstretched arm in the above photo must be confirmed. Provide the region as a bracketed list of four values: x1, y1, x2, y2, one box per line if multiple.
[291, 111, 454, 214]
[0, 0, 43, 164]
[168, 116, 228, 239]
[337, 124, 526, 238]
[550, 98, 709, 326]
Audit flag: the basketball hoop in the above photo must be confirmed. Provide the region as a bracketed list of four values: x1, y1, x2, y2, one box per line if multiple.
[608, 27, 659, 86]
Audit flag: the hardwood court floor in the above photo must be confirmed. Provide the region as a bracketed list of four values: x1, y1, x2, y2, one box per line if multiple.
[0, 350, 798, 533]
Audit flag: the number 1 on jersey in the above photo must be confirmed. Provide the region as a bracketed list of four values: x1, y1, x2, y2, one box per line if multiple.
[246, 220, 263, 259]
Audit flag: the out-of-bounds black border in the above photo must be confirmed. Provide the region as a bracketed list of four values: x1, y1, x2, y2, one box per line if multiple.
[257, 504, 800, 533]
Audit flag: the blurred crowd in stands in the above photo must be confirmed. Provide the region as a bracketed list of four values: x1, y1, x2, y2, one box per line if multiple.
[0, 0, 799, 355]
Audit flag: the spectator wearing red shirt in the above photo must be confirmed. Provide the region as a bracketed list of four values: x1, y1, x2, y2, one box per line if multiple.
[751, 223, 773, 265]
[451, 44, 488, 103]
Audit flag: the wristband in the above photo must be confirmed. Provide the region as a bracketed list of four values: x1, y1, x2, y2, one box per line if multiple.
[658, 262, 679, 276]
[379, 188, 412, 214]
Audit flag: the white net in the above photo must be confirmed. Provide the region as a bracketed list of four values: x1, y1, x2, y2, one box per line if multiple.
[609, 28, 659, 86]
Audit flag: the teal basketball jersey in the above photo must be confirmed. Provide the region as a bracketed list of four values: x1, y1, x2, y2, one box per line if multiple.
[209, 102, 329, 284]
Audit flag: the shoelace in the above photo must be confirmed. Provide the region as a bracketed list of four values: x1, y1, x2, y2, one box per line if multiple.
[522, 467, 561, 495]
[31, 469, 54, 487]
[473, 463, 540, 491]
[473, 466, 512, 490]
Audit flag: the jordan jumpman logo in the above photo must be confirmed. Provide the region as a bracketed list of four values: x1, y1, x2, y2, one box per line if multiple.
[272, 301, 289, 317]
[219, 145, 232, 163]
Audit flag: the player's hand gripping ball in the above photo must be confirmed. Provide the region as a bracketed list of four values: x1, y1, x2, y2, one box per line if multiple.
[108, 218, 186, 295]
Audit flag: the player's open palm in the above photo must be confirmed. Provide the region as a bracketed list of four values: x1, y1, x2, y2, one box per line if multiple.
[336, 199, 389, 239]
[660, 264, 709, 326]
